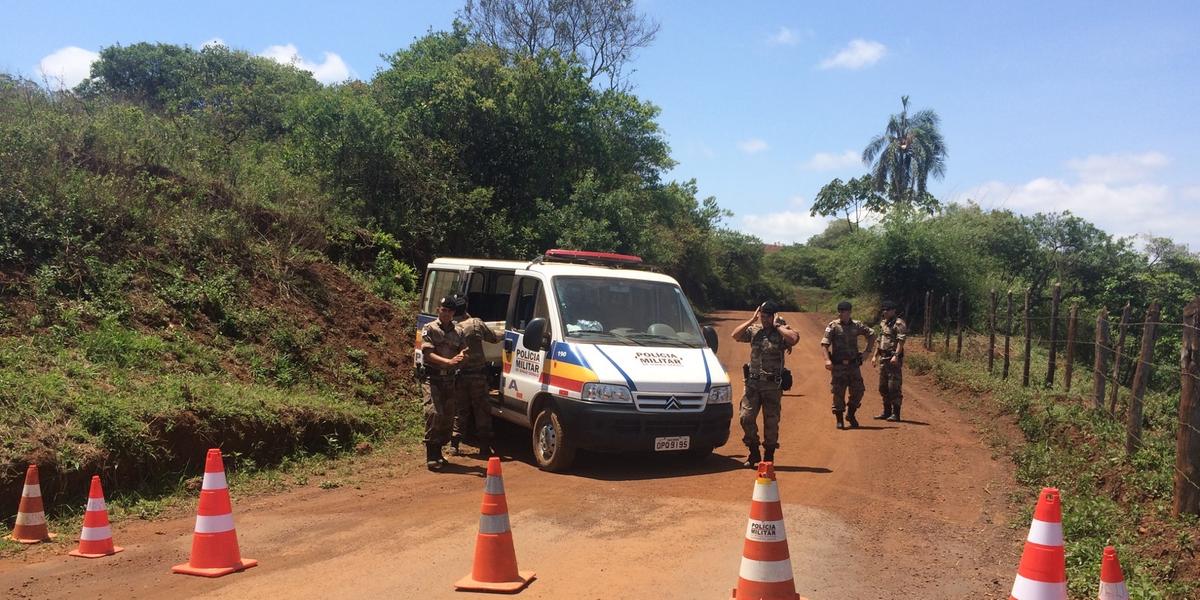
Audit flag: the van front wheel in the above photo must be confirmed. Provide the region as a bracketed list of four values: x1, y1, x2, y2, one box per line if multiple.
[532, 405, 576, 472]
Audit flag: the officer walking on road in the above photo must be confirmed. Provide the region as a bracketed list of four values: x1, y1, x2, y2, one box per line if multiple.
[450, 294, 503, 458]
[820, 301, 875, 430]
[732, 301, 799, 468]
[420, 296, 467, 471]
[871, 300, 907, 422]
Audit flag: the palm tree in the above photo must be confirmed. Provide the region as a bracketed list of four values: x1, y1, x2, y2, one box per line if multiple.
[862, 95, 947, 206]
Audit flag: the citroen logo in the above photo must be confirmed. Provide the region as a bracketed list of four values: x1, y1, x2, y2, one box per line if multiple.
[664, 396, 681, 410]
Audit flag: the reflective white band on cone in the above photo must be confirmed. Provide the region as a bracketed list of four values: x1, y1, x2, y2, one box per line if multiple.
[202, 471, 228, 490]
[86, 498, 107, 511]
[22, 485, 42, 498]
[1010, 573, 1068, 598]
[738, 558, 795, 583]
[194, 513, 236, 534]
[484, 476, 505, 495]
[16, 512, 46, 526]
[1026, 519, 1064, 546]
[1099, 581, 1129, 599]
[751, 481, 780, 503]
[479, 513, 511, 534]
[79, 525, 112, 541]
[745, 518, 788, 543]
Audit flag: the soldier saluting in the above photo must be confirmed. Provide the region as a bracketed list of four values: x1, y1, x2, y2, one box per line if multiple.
[820, 301, 875, 430]
[871, 300, 906, 422]
[731, 301, 799, 468]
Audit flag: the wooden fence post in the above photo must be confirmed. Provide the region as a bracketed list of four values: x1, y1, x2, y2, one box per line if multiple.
[1003, 290, 1013, 379]
[988, 290, 997, 373]
[1109, 303, 1131, 415]
[1023, 288, 1032, 387]
[1045, 283, 1061, 389]
[956, 292, 964, 358]
[943, 293, 951, 354]
[1093, 308, 1109, 410]
[1064, 304, 1079, 393]
[924, 290, 933, 351]
[1126, 302, 1160, 456]
[1175, 297, 1200, 516]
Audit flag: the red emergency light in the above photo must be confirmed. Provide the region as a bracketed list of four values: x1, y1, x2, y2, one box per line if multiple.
[543, 249, 643, 266]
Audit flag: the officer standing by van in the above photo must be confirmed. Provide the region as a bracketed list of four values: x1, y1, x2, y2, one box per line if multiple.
[732, 301, 799, 468]
[450, 294, 503, 458]
[420, 296, 466, 471]
[820, 301, 875, 430]
[871, 300, 906, 422]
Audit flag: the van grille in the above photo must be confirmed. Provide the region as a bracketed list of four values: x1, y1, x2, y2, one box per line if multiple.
[634, 393, 706, 412]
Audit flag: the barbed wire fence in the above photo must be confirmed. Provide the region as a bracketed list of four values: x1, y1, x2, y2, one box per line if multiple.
[917, 288, 1200, 518]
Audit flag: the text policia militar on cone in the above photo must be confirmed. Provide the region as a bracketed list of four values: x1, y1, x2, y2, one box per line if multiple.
[732, 461, 803, 600]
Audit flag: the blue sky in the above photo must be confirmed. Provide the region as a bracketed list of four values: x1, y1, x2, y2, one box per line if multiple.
[4, 1, 1198, 249]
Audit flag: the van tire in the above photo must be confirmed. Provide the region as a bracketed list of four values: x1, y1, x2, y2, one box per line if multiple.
[532, 405, 576, 472]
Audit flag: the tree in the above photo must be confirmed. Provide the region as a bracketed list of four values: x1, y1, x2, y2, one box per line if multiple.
[809, 174, 886, 230]
[862, 95, 947, 207]
[458, 0, 660, 89]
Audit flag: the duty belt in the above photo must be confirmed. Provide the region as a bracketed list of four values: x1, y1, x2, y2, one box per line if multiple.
[747, 372, 783, 383]
[426, 368, 457, 377]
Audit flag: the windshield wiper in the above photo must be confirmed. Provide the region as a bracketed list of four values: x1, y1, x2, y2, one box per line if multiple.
[623, 333, 697, 347]
[568, 330, 647, 346]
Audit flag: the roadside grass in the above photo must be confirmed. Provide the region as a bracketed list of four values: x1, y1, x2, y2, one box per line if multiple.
[907, 336, 1198, 599]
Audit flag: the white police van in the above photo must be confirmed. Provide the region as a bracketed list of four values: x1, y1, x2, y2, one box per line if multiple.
[416, 249, 732, 471]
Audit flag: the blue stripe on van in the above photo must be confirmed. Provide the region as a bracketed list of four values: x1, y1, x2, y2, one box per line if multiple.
[593, 345, 637, 392]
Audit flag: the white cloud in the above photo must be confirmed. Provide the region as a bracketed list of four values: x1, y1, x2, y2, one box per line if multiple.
[767, 27, 799, 46]
[801, 150, 861, 171]
[789, 195, 808, 208]
[819, 39, 887, 70]
[741, 210, 830, 244]
[36, 46, 99, 90]
[1064, 151, 1170, 184]
[202, 37, 227, 49]
[737, 138, 769, 154]
[260, 43, 351, 84]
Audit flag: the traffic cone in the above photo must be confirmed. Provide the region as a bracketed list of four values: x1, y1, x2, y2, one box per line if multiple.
[1009, 487, 1067, 600]
[172, 449, 257, 577]
[454, 457, 535, 592]
[69, 475, 123, 558]
[1098, 545, 1130, 600]
[7, 464, 54, 543]
[732, 462, 801, 600]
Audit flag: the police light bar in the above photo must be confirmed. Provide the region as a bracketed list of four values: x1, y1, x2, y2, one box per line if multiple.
[543, 249, 643, 266]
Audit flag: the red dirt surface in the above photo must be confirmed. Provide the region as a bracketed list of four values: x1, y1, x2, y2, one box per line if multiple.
[0, 311, 1021, 599]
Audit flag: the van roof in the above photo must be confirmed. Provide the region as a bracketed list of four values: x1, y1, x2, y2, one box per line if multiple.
[431, 257, 678, 285]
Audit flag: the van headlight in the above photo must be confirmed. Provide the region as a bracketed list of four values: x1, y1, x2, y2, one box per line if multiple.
[708, 385, 733, 404]
[581, 383, 633, 404]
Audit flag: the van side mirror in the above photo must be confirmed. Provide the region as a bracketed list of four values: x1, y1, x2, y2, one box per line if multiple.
[523, 318, 548, 352]
[703, 325, 718, 352]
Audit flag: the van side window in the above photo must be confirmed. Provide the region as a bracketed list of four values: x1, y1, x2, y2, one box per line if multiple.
[465, 270, 514, 322]
[421, 269, 463, 315]
[510, 277, 551, 336]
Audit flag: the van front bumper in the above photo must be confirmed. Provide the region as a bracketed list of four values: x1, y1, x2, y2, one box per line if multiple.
[555, 401, 732, 452]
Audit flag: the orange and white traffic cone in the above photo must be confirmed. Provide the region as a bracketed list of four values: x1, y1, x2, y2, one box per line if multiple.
[7, 465, 54, 544]
[69, 475, 123, 558]
[455, 456, 535, 593]
[1098, 545, 1130, 600]
[732, 462, 801, 600]
[172, 449, 258, 577]
[1009, 487, 1068, 600]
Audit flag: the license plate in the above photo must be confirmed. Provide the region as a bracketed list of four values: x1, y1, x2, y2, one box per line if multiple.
[654, 436, 690, 451]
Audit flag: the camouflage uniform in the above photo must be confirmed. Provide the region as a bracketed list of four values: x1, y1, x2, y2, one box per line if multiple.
[820, 319, 873, 417]
[734, 319, 789, 450]
[453, 316, 502, 450]
[420, 319, 466, 448]
[877, 316, 907, 415]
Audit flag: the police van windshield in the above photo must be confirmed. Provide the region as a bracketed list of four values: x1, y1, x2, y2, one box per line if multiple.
[553, 276, 705, 348]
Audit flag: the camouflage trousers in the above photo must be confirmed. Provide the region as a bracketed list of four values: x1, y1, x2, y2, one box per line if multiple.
[453, 375, 494, 444]
[740, 381, 783, 448]
[423, 378, 464, 446]
[878, 360, 903, 408]
[830, 364, 865, 415]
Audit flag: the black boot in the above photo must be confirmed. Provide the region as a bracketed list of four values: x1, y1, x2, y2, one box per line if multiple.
[477, 438, 495, 459]
[835, 412, 845, 430]
[887, 406, 901, 422]
[846, 408, 859, 429]
[874, 402, 893, 420]
[425, 443, 443, 471]
[743, 445, 761, 468]
[763, 446, 776, 463]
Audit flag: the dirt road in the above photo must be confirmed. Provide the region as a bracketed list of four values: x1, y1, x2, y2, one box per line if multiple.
[1, 311, 1019, 599]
